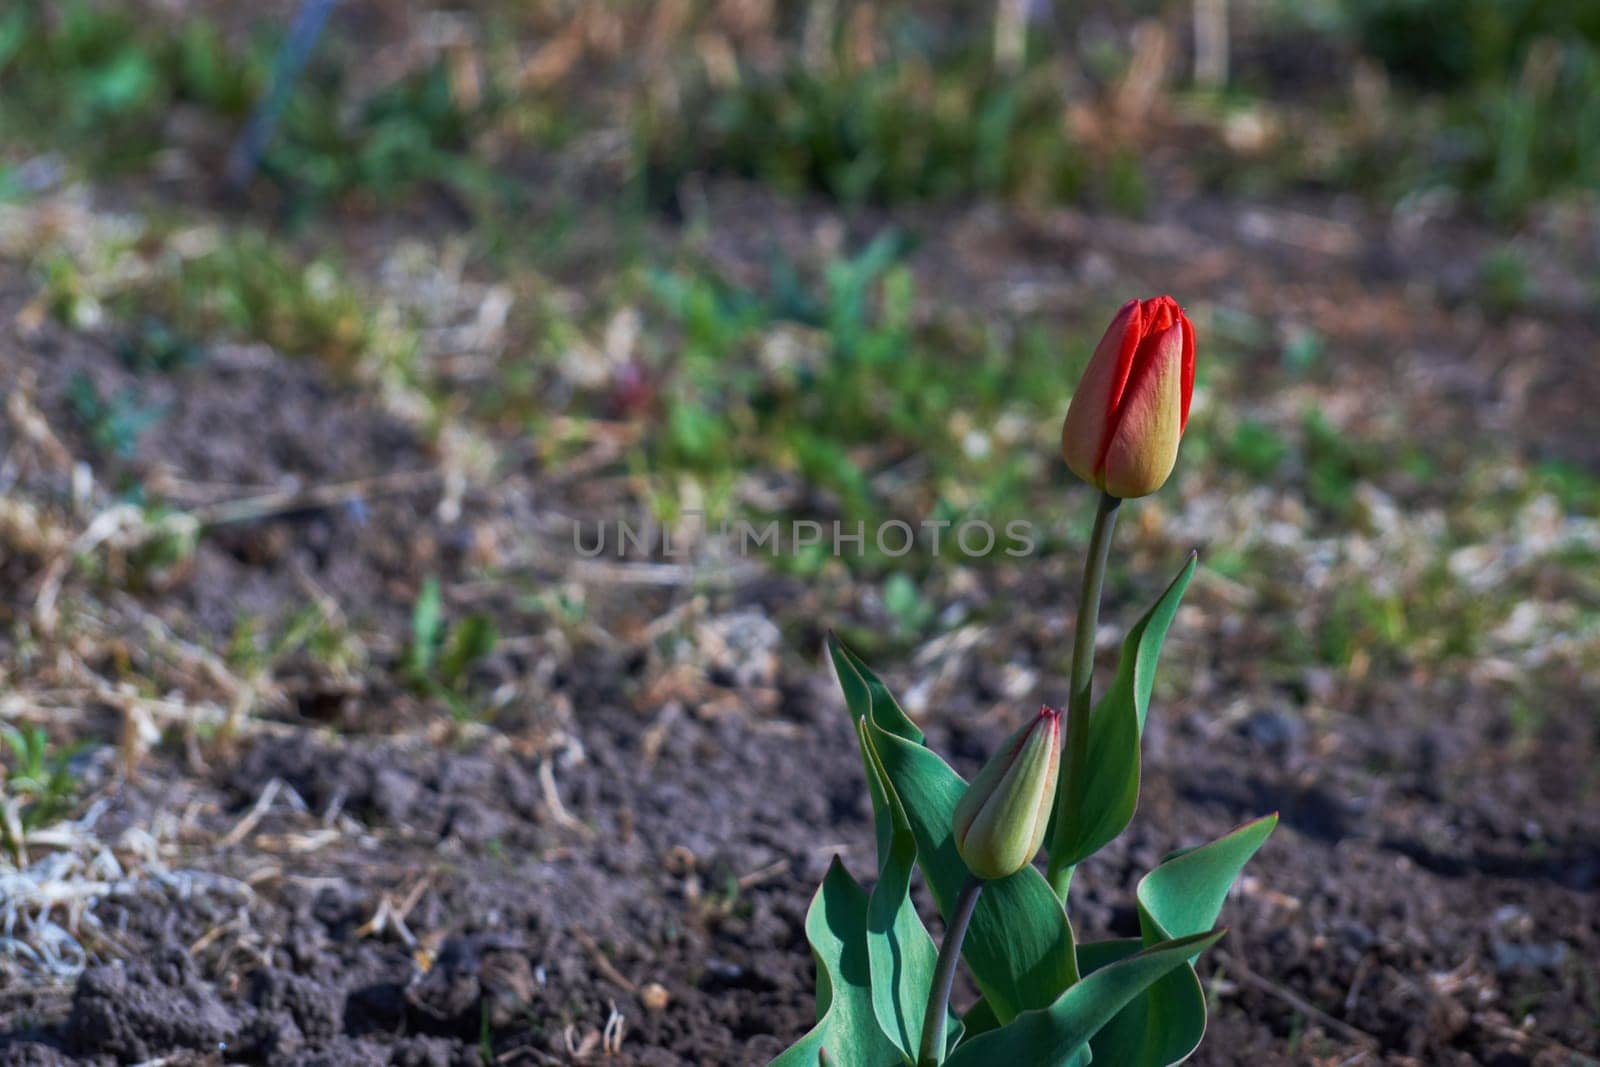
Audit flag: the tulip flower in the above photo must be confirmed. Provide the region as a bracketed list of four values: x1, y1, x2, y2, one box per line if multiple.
[1061, 296, 1196, 499]
[952, 705, 1062, 880]
[783, 302, 1274, 1066]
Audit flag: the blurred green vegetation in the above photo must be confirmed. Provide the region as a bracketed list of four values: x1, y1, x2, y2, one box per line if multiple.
[1, 726, 84, 853]
[264, 53, 503, 215]
[4, 1, 1596, 219]
[136, 229, 377, 368]
[406, 577, 501, 723]
[0, 4, 245, 167]
[1248, 0, 1600, 216]
[1340, 0, 1600, 88]
[624, 233, 1089, 577]
[0, 2, 497, 214]
[227, 602, 367, 682]
[638, 47, 1124, 210]
[66, 373, 164, 459]
[0, 0, 1595, 695]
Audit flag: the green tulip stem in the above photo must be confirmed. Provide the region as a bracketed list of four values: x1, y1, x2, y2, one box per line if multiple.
[1050, 490, 1121, 900]
[917, 873, 985, 1067]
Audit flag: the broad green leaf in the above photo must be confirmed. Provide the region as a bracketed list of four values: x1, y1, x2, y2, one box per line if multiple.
[770, 857, 901, 1067]
[1138, 813, 1278, 948]
[1049, 554, 1197, 875]
[858, 720, 949, 1062]
[1085, 814, 1278, 1066]
[1076, 938, 1143, 973]
[829, 634, 1078, 1024]
[959, 996, 1091, 1067]
[1079, 940, 1206, 1067]
[944, 930, 1225, 1067]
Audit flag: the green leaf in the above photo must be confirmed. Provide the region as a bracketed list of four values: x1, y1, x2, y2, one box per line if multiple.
[440, 614, 498, 688]
[409, 576, 443, 676]
[1076, 938, 1143, 973]
[769, 857, 901, 1067]
[1084, 814, 1278, 1066]
[829, 636, 923, 745]
[1078, 940, 1206, 1067]
[944, 930, 1225, 1066]
[858, 720, 949, 1062]
[829, 634, 1078, 1024]
[1049, 554, 1197, 874]
[1138, 813, 1278, 947]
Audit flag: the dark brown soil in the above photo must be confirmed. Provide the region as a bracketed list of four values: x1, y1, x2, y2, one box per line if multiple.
[3, 637, 1595, 1065]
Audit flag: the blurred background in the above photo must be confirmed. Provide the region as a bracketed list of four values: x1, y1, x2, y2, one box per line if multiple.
[0, 1, 1596, 1064]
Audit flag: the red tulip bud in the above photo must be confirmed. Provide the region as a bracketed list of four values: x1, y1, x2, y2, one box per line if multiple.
[1061, 296, 1196, 498]
[952, 706, 1062, 880]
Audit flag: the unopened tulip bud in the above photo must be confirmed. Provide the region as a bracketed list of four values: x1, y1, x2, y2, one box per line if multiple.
[952, 705, 1062, 880]
[1061, 296, 1196, 498]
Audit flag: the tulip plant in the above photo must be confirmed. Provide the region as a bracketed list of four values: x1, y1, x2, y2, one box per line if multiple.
[773, 297, 1276, 1067]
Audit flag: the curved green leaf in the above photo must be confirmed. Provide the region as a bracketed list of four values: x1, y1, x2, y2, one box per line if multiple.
[1084, 814, 1279, 1066]
[829, 634, 1078, 1023]
[830, 636, 922, 745]
[944, 930, 1225, 1067]
[1079, 940, 1207, 1067]
[858, 719, 949, 1062]
[770, 857, 901, 1067]
[960, 995, 1093, 1067]
[1138, 813, 1278, 947]
[1049, 554, 1197, 875]
[838, 640, 947, 1061]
